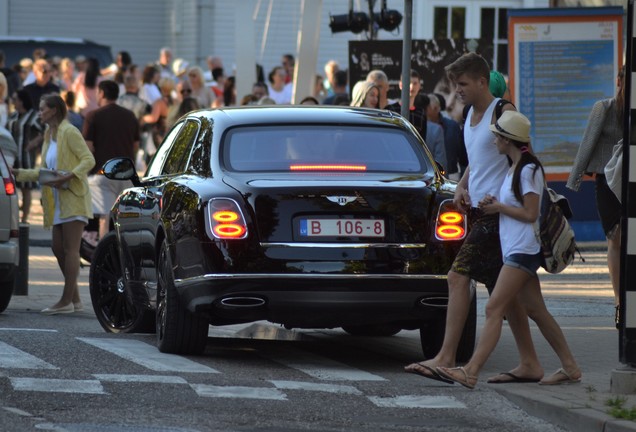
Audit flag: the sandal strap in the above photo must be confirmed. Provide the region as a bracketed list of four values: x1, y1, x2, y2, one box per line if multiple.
[448, 366, 478, 381]
[552, 368, 572, 380]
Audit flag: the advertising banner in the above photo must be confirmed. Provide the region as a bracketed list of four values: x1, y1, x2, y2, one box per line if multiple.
[349, 39, 494, 120]
[508, 7, 623, 175]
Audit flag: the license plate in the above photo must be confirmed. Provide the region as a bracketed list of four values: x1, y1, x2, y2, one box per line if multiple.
[299, 219, 385, 238]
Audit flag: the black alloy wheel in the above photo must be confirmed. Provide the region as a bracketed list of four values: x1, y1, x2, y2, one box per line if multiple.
[89, 231, 154, 333]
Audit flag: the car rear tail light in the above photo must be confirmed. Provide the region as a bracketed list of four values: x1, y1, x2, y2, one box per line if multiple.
[435, 200, 466, 241]
[3, 177, 15, 195]
[289, 164, 367, 171]
[207, 198, 248, 239]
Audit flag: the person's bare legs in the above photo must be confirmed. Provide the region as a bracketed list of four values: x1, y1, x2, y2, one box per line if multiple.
[98, 215, 109, 241]
[521, 278, 581, 382]
[404, 270, 472, 373]
[497, 290, 544, 380]
[50, 220, 85, 308]
[406, 268, 543, 381]
[438, 266, 534, 387]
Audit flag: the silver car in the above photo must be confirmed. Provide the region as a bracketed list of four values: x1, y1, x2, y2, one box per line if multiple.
[0, 149, 18, 312]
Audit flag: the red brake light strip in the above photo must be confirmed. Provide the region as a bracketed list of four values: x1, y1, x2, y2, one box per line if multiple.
[289, 164, 367, 171]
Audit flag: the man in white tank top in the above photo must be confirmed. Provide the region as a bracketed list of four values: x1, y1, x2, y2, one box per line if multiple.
[405, 53, 547, 384]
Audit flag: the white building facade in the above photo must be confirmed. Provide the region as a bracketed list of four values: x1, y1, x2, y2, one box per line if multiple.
[0, 0, 549, 79]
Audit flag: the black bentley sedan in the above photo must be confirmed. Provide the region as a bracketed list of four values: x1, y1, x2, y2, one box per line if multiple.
[90, 105, 475, 358]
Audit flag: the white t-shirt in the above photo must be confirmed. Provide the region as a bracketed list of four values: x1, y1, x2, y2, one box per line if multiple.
[498, 163, 544, 257]
[267, 83, 292, 105]
[464, 98, 509, 205]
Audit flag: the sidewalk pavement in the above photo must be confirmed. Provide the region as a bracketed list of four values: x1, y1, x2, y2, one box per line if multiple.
[9, 190, 636, 432]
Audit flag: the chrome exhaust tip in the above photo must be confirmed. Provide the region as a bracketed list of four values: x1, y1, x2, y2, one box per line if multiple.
[219, 297, 266, 308]
[419, 297, 448, 309]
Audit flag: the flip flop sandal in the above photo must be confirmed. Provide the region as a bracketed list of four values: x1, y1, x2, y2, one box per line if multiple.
[436, 366, 478, 390]
[404, 362, 455, 384]
[487, 372, 542, 384]
[539, 368, 582, 385]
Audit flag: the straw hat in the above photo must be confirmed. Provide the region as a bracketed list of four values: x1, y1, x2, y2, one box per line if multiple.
[488, 111, 531, 143]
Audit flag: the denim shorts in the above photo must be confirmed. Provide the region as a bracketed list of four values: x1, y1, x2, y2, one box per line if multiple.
[504, 252, 542, 276]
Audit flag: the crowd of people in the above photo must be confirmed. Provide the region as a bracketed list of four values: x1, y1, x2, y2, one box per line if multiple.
[3, 45, 627, 391]
[0, 45, 473, 223]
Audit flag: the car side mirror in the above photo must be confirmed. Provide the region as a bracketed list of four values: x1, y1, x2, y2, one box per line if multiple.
[101, 157, 141, 186]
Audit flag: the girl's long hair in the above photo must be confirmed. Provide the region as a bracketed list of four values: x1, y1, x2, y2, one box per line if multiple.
[508, 140, 545, 205]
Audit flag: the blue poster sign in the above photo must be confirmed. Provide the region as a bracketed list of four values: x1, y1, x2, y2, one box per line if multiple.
[508, 7, 623, 173]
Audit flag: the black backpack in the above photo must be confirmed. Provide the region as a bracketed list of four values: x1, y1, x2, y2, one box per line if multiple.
[457, 99, 516, 169]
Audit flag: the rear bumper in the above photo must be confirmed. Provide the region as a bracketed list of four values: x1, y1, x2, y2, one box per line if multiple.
[174, 273, 449, 328]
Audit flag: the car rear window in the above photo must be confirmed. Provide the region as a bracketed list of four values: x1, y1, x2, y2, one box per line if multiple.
[223, 125, 429, 173]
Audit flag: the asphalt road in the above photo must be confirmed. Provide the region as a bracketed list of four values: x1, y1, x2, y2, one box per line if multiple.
[0, 249, 613, 432]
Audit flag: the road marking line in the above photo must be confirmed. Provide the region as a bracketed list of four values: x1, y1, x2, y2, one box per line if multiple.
[0, 328, 58, 332]
[93, 374, 189, 384]
[262, 349, 385, 381]
[0, 341, 58, 369]
[77, 338, 218, 373]
[9, 378, 105, 394]
[191, 384, 287, 400]
[269, 380, 362, 395]
[367, 395, 466, 409]
[2, 407, 34, 416]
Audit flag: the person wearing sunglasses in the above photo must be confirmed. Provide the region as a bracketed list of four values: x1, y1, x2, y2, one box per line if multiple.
[23, 59, 60, 109]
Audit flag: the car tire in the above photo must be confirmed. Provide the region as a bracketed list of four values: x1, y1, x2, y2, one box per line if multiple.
[0, 267, 15, 313]
[89, 231, 155, 333]
[342, 324, 401, 337]
[156, 240, 208, 355]
[419, 292, 476, 363]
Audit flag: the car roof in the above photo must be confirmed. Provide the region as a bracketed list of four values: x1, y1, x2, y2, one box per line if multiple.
[190, 105, 409, 129]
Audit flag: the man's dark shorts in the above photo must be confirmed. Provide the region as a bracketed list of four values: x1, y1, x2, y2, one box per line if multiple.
[450, 208, 502, 290]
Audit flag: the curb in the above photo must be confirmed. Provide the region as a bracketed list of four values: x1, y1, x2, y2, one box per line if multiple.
[495, 388, 636, 432]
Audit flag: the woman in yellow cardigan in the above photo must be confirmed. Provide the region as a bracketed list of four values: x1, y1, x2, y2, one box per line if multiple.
[14, 93, 95, 315]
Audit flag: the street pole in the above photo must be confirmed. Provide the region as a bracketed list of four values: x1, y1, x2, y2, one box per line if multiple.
[293, 0, 322, 104]
[619, 0, 635, 367]
[234, 0, 257, 104]
[400, 0, 412, 119]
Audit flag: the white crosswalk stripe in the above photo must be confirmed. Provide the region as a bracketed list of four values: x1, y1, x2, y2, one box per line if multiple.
[0, 341, 57, 370]
[93, 374, 189, 384]
[367, 395, 466, 409]
[190, 384, 287, 400]
[77, 338, 218, 373]
[269, 380, 362, 395]
[9, 378, 106, 394]
[0, 336, 466, 409]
